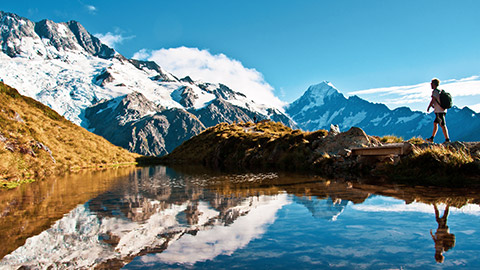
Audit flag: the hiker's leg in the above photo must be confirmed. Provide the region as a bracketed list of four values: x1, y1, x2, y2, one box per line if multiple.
[431, 122, 438, 138]
[438, 113, 449, 140]
[441, 125, 449, 140]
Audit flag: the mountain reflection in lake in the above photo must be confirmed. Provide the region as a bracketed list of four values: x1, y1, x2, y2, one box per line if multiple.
[1, 166, 480, 269]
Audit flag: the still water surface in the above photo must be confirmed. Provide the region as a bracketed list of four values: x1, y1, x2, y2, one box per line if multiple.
[1, 166, 480, 269]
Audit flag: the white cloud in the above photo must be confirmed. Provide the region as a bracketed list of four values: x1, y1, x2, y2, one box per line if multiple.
[94, 32, 132, 49]
[146, 194, 289, 265]
[134, 47, 286, 109]
[352, 201, 480, 216]
[470, 103, 480, 112]
[132, 49, 151, 60]
[348, 76, 480, 113]
[85, 5, 97, 14]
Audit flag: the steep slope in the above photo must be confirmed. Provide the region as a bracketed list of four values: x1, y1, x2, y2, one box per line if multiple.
[0, 82, 140, 187]
[0, 11, 295, 156]
[287, 81, 480, 142]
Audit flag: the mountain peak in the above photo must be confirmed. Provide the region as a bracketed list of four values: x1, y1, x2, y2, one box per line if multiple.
[0, 10, 114, 59]
[289, 81, 342, 111]
[306, 81, 339, 97]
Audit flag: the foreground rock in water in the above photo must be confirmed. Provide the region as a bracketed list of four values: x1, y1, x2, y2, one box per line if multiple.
[159, 121, 480, 187]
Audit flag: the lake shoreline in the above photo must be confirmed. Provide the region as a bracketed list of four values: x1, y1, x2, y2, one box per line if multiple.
[156, 121, 480, 188]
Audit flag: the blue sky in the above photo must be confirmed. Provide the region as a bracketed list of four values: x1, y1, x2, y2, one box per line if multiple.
[3, 0, 480, 111]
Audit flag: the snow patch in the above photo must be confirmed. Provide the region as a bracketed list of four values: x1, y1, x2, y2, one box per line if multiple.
[371, 113, 389, 126]
[395, 114, 419, 124]
[341, 111, 367, 127]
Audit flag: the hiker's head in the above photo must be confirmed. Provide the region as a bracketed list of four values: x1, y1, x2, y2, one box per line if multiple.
[431, 78, 440, 89]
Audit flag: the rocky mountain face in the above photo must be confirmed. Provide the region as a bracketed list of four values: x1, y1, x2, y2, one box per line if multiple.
[0, 11, 295, 156]
[85, 92, 205, 156]
[85, 81, 295, 156]
[287, 82, 480, 142]
[0, 11, 113, 59]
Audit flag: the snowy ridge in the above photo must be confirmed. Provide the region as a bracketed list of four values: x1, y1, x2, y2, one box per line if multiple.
[0, 49, 277, 126]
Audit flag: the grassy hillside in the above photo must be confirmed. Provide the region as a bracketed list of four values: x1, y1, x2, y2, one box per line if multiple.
[0, 82, 140, 188]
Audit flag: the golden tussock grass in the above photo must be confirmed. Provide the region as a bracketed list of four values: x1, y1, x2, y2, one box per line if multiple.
[389, 143, 478, 187]
[378, 135, 424, 145]
[162, 120, 328, 172]
[0, 82, 140, 188]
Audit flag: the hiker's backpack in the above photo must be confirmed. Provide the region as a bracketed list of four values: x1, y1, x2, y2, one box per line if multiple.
[439, 89, 453, 109]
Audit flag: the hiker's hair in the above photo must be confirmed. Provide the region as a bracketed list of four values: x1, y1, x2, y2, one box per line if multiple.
[431, 78, 440, 87]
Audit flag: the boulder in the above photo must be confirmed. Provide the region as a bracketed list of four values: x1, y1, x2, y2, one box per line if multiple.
[314, 127, 373, 156]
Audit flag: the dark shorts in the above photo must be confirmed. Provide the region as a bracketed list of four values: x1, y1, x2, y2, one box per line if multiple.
[434, 113, 446, 126]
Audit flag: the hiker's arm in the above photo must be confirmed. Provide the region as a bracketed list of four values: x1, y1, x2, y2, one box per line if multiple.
[427, 98, 434, 112]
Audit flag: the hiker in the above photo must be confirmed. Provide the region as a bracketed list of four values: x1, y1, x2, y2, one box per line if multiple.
[426, 78, 450, 143]
[430, 204, 455, 263]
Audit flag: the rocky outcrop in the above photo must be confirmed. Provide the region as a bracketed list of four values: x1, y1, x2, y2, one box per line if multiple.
[93, 68, 115, 86]
[0, 11, 37, 57]
[313, 127, 373, 156]
[128, 59, 178, 82]
[66, 21, 114, 59]
[174, 86, 198, 108]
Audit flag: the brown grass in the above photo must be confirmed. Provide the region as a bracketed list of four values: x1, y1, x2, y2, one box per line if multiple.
[160, 120, 328, 172]
[388, 144, 479, 187]
[0, 82, 140, 188]
[377, 135, 425, 145]
[380, 135, 404, 144]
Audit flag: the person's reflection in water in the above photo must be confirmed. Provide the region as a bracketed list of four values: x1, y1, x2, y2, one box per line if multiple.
[430, 204, 455, 263]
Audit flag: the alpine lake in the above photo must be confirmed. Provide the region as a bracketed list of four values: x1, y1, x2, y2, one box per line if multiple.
[1, 165, 480, 269]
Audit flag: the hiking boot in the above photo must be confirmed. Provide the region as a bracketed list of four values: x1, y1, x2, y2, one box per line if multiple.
[444, 138, 450, 143]
[426, 137, 434, 143]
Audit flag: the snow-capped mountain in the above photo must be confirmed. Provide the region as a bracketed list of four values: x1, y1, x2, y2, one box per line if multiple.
[287, 81, 480, 142]
[0, 11, 295, 156]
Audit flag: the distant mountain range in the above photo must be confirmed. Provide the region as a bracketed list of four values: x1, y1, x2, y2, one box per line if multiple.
[1, 10, 478, 157]
[287, 82, 480, 143]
